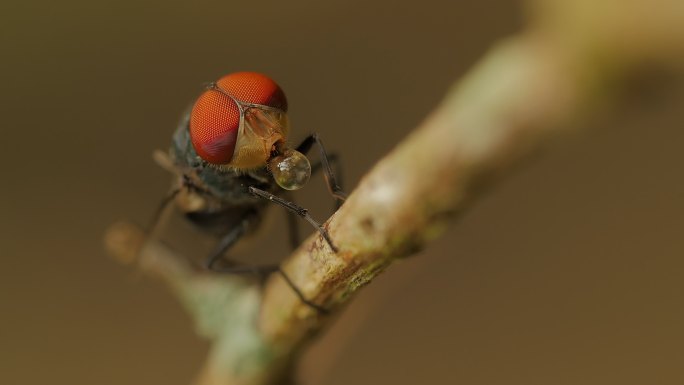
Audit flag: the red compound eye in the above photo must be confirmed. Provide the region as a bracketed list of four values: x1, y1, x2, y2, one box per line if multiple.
[216, 72, 288, 111]
[189, 89, 240, 164]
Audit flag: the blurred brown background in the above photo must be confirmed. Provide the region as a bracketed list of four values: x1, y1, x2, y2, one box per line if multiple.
[2, 0, 683, 384]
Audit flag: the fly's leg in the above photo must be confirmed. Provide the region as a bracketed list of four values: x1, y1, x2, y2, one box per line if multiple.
[147, 148, 213, 239]
[310, 153, 345, 211]
[283, 158, 341, 247]
[206, 214, 328, 313]
[248, 186, 338, 253]
[277, 267, 329, 313]
[296, 133, 347, 205]
[286, 134, 345, 248]
[146, 188, 181, 237]
[310, 153, 339, 177]
[139, 187, 181, 261]
[284, 152, 343, 249]
[204, 216, 266, 273]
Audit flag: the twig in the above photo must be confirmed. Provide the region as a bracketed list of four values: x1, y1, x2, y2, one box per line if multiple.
[257, 33, 588, 367]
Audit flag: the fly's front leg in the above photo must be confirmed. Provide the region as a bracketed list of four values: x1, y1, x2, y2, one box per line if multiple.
[310, 153, 345, 211]
[249, 186, 338, 252]
[296, 133, 347, 205]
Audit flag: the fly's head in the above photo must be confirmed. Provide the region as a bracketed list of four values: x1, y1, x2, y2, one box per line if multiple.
[188, 72, 310, 190]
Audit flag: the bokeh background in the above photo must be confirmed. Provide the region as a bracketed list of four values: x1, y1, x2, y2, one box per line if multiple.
[2, 0, 683, 384]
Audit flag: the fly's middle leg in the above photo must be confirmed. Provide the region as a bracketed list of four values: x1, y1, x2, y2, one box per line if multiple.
[205, 211, 328, 313]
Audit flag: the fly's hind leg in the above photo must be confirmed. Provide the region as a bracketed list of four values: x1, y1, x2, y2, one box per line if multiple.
[276, 267, 328, 313]
[206, 212, 328, 313]
[204, 214, 272, 274]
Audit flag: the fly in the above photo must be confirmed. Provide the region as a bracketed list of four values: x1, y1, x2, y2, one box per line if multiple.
[150, 72, 346, 312]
